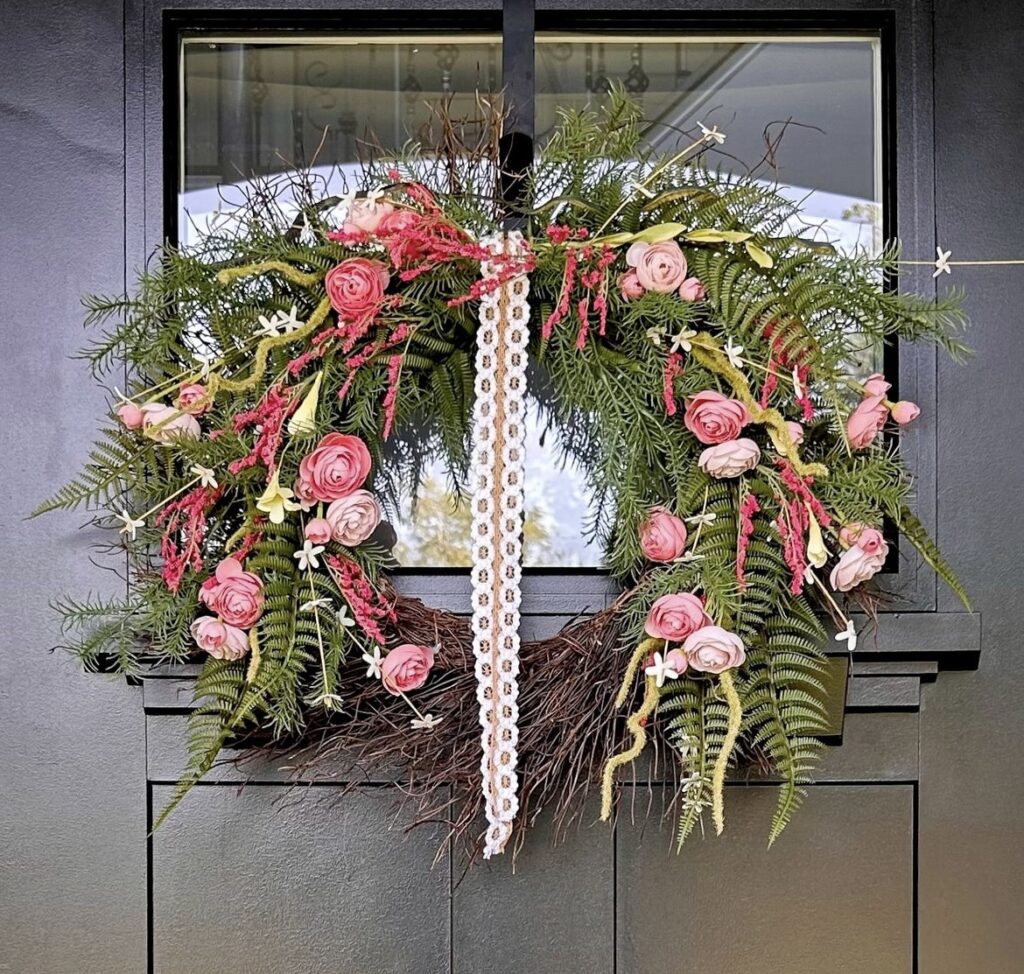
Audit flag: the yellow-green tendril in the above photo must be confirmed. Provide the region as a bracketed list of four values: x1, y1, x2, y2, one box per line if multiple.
[245, 627, 261, 683]
[688, 335, 829, 480]
[601, 672, 660, 822]
[711, 668, 743, 836]
[215, 259, 323, 290]
[614, 637, 661, 709]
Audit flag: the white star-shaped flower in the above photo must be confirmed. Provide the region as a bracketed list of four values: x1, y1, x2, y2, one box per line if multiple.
[685, 512, 717, 527]
[190, 464, 218, 489]
[645, 651, 681, 688]
[276, 304, 303, 334]
[410, 713, 443, 731]
[646, 325, 666, 348]
[680, 772, 702, 794]
[673, 551, 706, 564]
[835, 619, 858, 653]
[193, 353, 216, 380]
[310, 691, 344, 711]
[293, 539, 325, 572]
[933, 246, 952, 277]
[255, 313, 281, 338]
[669, 327, 698, 354]
[337, 605, 356, 628]
[698, 120, 727, 145]
[362, 645, 383, 680]
[723, 338, 745, 370]
[114, 508, 145, 541]
[299, 597, 332, 613]
[365, 187, 385, 204]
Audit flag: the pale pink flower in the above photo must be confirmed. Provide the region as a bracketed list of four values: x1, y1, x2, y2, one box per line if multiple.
[677, 276, 705, 302]
[381, 643, 435, 695]
[846, 395, 888, 449]
[862, 373, 891, 396]
[830, 544, 887, 592]
[325, 490, 382, 547]
[626, 241, 688, 293]
[684, 625, 746, 674]
[698, 438, 761, 478]
[618, 270, 645, 300]
[190, 616, 249, 660]
[639, 507, 688, 563]
[140, 403, 201, 443]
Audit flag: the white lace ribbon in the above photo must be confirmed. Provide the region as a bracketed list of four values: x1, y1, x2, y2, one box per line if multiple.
[470, 232, 529, 858]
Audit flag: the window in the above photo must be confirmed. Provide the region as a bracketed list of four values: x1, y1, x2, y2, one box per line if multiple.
[177, 26, 884, 570]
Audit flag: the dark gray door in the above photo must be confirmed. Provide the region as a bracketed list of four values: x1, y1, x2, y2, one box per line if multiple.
[2, 1, 1019, 972]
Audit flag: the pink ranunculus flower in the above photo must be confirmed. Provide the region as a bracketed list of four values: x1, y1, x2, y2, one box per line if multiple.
[117, 402, 144, 429]
[618, 270, 645, 301]
[846, 394, 888, 449]
[785, 421, 805, 447]
[325, 489, 382, 547]
[190, 616, 249, 661]
[626, 240, 688, 293]
[140, 402, 201, 443]
[840, 525, 888, 559]
[639, 506, 688, 563]
[684, 625, 746, 674]
[297, 433, 372, 503]
[678, 276, 706, 302]
[293, 477, 317, 510]
[199, 557, 265, 629]
[665, 647, 689, 676]
[891, 400, 921, 425]
[325, 258, 390, 321]
[176, 383, 210, 415]
[304, 518, 333, 545]
[380, 643, 435, 695]
[342, 197, 395, 235]
[698, 438, 761, 479]
[862, 373, 891, 397]
[644, 592, 712, 643]
[830, 544, 887, 592]
[684, 390, 752, 445]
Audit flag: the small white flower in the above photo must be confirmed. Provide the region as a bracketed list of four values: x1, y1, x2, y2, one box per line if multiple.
[255, 313, 281, 338]
[669, 327, 698, 354]
[680, 772, 702, 793]
[190, 464, 218, 489]
[299, 597, 332, 613]
[673, 550, 706, 564]
[365, 187, 386, 204]
[646, 325, 666, 347]
[626, 180, 656, 200]
[723, 338, 745, 370]
[835, 619, 858, 652]
[804, 565, 818, 585]
[293, 539, 325, 571]
[114, 508, 145, 541]
[337, 605, 356, 628]
[792, 366, 805, 399]
[310, 692, 344, 711]
[362, 645, 383, 680]
[698, 120, 727, 145]
[193, 352, 216, 380]
[277, 304, 303, 334]
[644, 651, 681, 688]
[684, 512, 717, 527]
[933, 246, 952, 277]
[410, 713, 443, 731]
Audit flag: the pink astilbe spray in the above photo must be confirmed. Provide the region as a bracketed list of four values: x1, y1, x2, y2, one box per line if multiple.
[736, 492, 760, 592]
[662, 352, 685, 416]
[776, 498, 809, 596]
[775, 458, 832, 528]
[228, 385, 297, 476]
[381, 354, 403, 441]
[156, 485, 222, 592]
[326, 555, 396, 645]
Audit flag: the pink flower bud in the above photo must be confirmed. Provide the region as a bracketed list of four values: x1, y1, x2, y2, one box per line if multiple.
[890, 400, 921, 425]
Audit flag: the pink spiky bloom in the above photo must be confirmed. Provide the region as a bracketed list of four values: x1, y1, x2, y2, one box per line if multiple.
[775, 458, 832, 527]
[662, 352, 685, 416]
[736, 492, 760, 592]
[156, 485, 222, 592]
[326, 555, 396, 645]
[381, 354, 403, 440]
[776, 498, 809, 595]
[228, 385, 297, 476]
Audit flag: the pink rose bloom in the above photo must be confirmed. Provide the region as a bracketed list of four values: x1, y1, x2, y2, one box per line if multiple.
[626, 240, 688, 293]
[325, 490, 382, 546]
[190, 616, 249, 661]
[140, 403, 201, 443]
[698, 438, 761, 479]
[639, 506, 688, 563]
[678, 276, 705, 302]
[342, 197, 394, 235]
[376, 208, 421, 236]
[199, 557, 265, 628]
[304, 518, 333, 545]
[830, 544, 886, 592]
[891, 400, 921, 425]
[684, 625, 746, 674]
[380, 643, 435, 695]
[618, 270, 644, 301]
[785, 421, 805, 447]
[644, 593, 712, 642]
[176, 383, 210, 415]
[297, 433, 372, 503]
[665, 648, 689, 676]
[684, 390, 751, 444]
[325, 258, 390, 320]
[846, 394, 888, 449]
[293, 477, 317, 510]
[117, 402, 144, 429]
[862, 373, 891, 397]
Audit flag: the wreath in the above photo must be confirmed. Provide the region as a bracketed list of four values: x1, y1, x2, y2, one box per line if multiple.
[40, 97, 970, 861]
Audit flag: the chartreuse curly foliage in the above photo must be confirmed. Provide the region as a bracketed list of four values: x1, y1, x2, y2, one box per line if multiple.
[43, 92, 967, 850]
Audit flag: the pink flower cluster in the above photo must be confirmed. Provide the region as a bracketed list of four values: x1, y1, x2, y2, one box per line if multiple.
[846, 373, 920, 450]
[643, 593, 746, 676]
[683, 391, 762, 479]
[618, 240, 705, 302]
[191, 556, 265, 660]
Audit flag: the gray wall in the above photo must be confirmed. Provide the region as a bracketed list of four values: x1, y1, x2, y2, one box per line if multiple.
[1, 1, 1022, 972]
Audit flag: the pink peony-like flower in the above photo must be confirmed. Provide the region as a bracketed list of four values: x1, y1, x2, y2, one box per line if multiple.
[140, 403, 201, 443]
[293, 477, 317, 509]
[841, 525, 887, 559]
[626, 240, 688, 293]
[678, 276, 706, 302]
[376, 208, 421, 236]
[325, 258, 390, 321]
[684, 390, 751, 445]
[830, 544, 887, 592]
[190, 616, 249, 661]
[304, 518, 333, 545]
[176, 383, 210, 415]
[639, 506, 688, 563]
[785, 421, 805, 447]
[325, 489, 382, 547]
[698, 438, 761, 479]
[684, 625, 746, 674]
[846, 394, 888, 449]
[342, 197, 395, 235]
[618, 270, 645, 300]
[297, 433, 372, 503]
[380, 642, 435, 695]
[891, 400, 921, 425]
[644, 592, 712, 642]
[117, 402, 144, 429]
[199, 556, 264, 628]
[862, 373, 891, 397]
